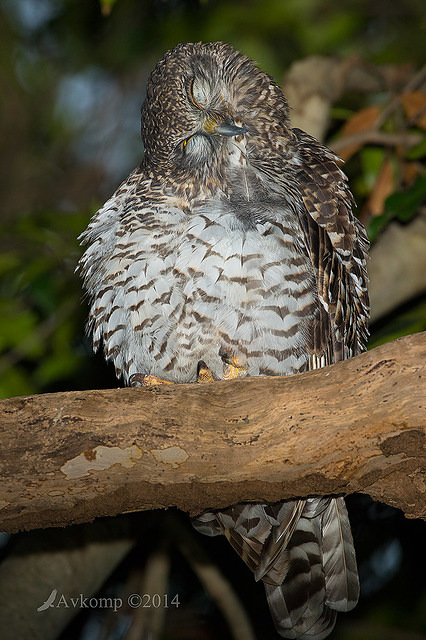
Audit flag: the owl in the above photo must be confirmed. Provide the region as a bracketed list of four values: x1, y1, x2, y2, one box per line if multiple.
[78, 42, 369, 638]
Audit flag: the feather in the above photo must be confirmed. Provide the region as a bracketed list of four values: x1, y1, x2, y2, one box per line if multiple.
[254, 500, 306, 583]
[264, 502, 333, 639]
[321, 497, 359, 612]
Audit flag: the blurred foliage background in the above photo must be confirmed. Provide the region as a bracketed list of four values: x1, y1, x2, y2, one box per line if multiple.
[0, 0, 425, 639]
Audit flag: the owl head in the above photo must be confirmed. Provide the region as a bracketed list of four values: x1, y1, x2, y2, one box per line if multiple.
[140, 42, 291, 176]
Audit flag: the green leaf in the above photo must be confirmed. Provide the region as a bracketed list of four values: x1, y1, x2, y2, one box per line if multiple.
[367, 209, 394, 243]
[0, 301, 41, 356]
[369, 299, 426, 348]
[0, 366, 35, 399]
[0, 252, 20, 277]
[405, 134, 426, 160]
[360, 147, 386, 191]
[386, 175, 426, 222]
[368, 175, 426, 241]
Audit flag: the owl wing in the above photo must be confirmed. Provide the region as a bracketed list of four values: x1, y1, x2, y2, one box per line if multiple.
[295, 128, 369, 364]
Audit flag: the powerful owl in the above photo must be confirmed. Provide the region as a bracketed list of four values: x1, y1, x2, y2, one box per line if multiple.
[78, 42, 369, 638]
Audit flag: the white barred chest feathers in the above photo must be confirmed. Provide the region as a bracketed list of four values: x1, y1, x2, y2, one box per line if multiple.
[85, 197, 318, 384]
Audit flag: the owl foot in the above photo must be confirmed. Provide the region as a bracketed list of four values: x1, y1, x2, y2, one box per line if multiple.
[222, 354, 248, 380]
[197, 361, 214, 384]
[129, 373, 173, 387]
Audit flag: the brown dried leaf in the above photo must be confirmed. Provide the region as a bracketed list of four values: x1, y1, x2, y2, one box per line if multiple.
[402, 161, 421, 186]
[337, 105, 381, 160]
[363, 158, 395, 219]
[401, 92, 426, 129]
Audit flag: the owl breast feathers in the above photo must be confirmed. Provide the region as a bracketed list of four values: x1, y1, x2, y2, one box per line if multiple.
[78, 42, 369, 639]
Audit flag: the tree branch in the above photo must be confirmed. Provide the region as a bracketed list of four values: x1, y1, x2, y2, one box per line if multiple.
[1, 333, 425, 533]
[329, 130, 422, 155]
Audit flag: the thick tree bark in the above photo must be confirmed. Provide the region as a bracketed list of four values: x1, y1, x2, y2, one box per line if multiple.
[0, 333, 425, 533]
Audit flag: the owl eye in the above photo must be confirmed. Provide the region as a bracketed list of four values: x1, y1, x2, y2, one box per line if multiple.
[181, 135, 199, 152]
[182, 136, 191, 151]
[189, 78, 208, 109]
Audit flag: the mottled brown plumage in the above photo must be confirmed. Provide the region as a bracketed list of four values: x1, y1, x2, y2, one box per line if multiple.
[78, 42, 369, 638]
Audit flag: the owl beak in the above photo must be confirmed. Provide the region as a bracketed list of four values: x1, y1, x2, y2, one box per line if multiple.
[204, 115, 247, 137]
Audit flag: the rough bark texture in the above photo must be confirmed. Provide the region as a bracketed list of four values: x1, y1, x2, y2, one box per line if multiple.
[0, 333, 425, 534]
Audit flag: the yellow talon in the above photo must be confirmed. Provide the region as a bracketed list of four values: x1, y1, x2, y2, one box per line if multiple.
[197, 361, 214, 384]
[223, 355, 248, 380]
[130, 373, 173, 387]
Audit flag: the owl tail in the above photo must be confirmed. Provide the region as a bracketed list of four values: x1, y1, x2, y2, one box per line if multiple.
[192, 496, 359, 640]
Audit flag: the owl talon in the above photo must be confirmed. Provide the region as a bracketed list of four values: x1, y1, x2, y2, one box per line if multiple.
[220, 353, 248, 379]
[197, 361, 214, 384]
[129, 373, 173, 387]
[223, 362, 248, 379]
